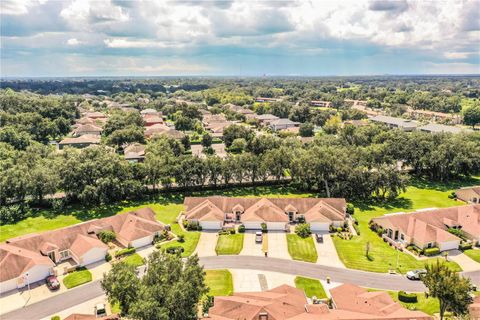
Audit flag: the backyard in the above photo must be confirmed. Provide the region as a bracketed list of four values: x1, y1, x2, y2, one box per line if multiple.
[286, 234, 318, 263]
[205, 269, 233, 296]
[331, 178, 478, 273]
[216, 234, 244, 255]
[294, 276, 327, 299]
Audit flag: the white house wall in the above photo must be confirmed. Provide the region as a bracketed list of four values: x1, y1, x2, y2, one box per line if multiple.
[310, 222, 330, 231]
[80, 247, 108, 266]
[0, 278, 18, 294]
[438, 240, 460, 252]
[130, 235, 154, 248]
[266, 222, 287, 230]
[199, 221, 222, 230]
[243, 222, 263, 230]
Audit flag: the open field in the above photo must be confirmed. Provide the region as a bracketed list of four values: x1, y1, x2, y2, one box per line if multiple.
[287, 234, 318, 263]
[294, 276, 327, 299]
[216, 234, 244, 255]
[205, 269, 233, 296]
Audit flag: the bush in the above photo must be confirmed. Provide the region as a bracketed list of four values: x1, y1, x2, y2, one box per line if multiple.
[238, 224, 245, 233]
[185, 220, 201, 231]
[424, 247, 440, 256]
[229, 228, 236, 234]
[346, 203, 355, 215]
[165, 246, 185, 254]
[398, 291, 418, 303]
[297, 215, 306, 223]
[460, 243, 473, 251]
[261, 223, 267, 233]
[295, 223, 312, 238]
[98, 230, 116, 244]
[0, 204, 29, 225]
[448, 228, 468, 241]
[336, 227, 343, 233]
[177, 234, 185, 243]
[51, 316, 60, 320]
[448, 192, 456, 199]
[114, 247, 136, 258]
[105, 253, 112, 262]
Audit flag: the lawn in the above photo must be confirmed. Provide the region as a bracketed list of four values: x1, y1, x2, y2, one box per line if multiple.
[63, 268, 93, 289]
[286, 234, 318, 263]
[370, 289, 439, 315]
[331, 178, 477, 273]
[122, 253, 145, 267]
[294, 276, 327, 299]
[205, 269, 233, 296]
[464, 249, 480, 263]
[216, 234, 244, 255]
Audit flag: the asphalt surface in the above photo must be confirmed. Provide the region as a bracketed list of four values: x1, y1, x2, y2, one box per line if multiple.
[3, 255, 479, 320]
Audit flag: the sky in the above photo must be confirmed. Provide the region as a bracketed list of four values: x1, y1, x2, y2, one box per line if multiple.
[1, 0, 479, 77]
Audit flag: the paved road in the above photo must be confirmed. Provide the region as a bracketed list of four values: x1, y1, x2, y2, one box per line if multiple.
[4, 255, 479, 320]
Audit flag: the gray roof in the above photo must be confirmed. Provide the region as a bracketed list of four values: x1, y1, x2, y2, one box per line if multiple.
[270, 118, 299, 126]
[370, 115, 418, 129]
[256, 114, 279, 120]
[418, 123, 470, 134]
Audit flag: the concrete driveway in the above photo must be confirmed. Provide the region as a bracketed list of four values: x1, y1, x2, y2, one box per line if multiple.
[230, 269, 295, 292]
[314, 233, 345, 268]
[240, 231, 264, 256]
[448, 250, 480, 272]
[267, 232, 290, 259]
[194, 231, 218, 257]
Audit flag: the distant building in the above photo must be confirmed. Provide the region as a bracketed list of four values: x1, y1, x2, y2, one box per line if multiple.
[255, 97, 279, 103]
[456, 186, 480, 204]
[310, 100, 332, 107]
[73, 124, 103, 137]
[269, 118, 300, 131]
[124, 143, 146, 162]
[59, 135, 101, 149]
[418, 123, 470, 134]
[254, 114, 279, 124]
[406, 107, 462, 124]
[370, 115, 418, 131]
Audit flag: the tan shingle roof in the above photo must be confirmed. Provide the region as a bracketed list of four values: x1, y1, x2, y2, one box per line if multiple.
[0, 244, 54, 282]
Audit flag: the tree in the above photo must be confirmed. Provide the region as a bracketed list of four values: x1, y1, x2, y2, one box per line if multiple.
[229, 138, 247, 153]
[104, 110, 144, 136]
[322, 115, 342, 134]
[422, 260, 473, 320]
[201, 133, 213, 148]
[223, 124, 253, 148]
[299, 123, 314, 137]
[464, 103, 480, 129]
[101, 262, 140, 316]
[106, 126, 145, 149]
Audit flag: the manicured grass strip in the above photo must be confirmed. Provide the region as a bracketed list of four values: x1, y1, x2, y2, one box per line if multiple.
[216, 234, 244, 255]
[464, 249, 480, 263]
[205, 269, 233, 296]
[286, 234, 318, 263]
[294, 276, 327, 299]
[63, 269, 92, 289]
[332, 183, 467, 274]
[369, 289, 439, 315]
[123, 253, 145, 267]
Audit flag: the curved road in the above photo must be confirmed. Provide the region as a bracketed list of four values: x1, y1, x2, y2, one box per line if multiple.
[3, 255, 479, 320]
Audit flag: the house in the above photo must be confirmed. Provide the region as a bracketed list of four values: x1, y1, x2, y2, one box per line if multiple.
[144, 124, 185, 139]
[59, 135, 101, 149]
[207, 121, 234, 138]
[310, 100, 332, 107]
[456, 186, 480, 204]
[371, 205, 480, 251]
[370, 115, 418, 131]
[142, 114, 164, 126]
[203, 284, 432, 320]
[406, 107, 463, 124]
[269, 118, 300, 131]
[73, 124, 103, 137]
[64, 314, 119, 320]
[255, 97, 279, 103]
[124, 143, 146, 162]
[418, 123, 470, 134]
[254, 114, 279, 124]
[470, 296, 480, 320]
[0, 208, 165, 294]
[184, 197, 346, 231]
[203, 114, 228, 126]
[140, 108, 160, 116]
[84, 112, 107, 119]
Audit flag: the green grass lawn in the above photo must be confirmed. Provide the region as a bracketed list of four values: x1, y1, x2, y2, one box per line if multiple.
[464, 249, 480, 263]
[287, 234, 318, 263]
[294, 276, 327, 299]
[122, 253, 145, 267]
[63, 269, 93, 289]
[332, 178, 477, 273]
[216, 234, 244, 255]
[385, 290, 439, 315]
[205, 269, 233, 296]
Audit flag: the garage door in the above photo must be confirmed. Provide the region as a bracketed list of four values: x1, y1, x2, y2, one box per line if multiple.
[266, 222, 287, 230]
[200, 221, 222, 230]
[0, 278, 18, 294]
[439, 240, 460, 251]
[131, 236, 153, 248]
[310, 222, 330, 231]
[81, 247, 108, 265]
[243, 222, 262, 230]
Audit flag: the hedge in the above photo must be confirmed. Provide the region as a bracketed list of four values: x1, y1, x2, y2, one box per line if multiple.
[460, 243, 473, 251]
[165, 246, 185, 254]
[115, 247, 136, 258]
[424, 247, 440, 256]
[398, 291, 418, 303]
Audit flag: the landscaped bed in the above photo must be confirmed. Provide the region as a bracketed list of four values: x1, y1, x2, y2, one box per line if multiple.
[294, 276, 327, 299]
[216, 234, 244, 255]
[123, 253, 145, 267]
[63, 268, 93, 289]
[286, 234, 318, 263]
[205, 269, 233, 296]
[464, 249, 480, 263]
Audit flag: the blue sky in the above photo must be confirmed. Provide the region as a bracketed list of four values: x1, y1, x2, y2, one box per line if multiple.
[1, 0, 479, 77]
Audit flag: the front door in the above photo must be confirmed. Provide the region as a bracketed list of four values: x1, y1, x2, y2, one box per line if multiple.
[236, 212, 241, 221]
[288, 212, 294, 222]
[394, 230, 399, 240]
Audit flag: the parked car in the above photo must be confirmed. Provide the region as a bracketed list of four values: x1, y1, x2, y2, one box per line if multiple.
[255, 231, 263, 243]
[95, 303, 107, 317]
[45, 275, 60, 290]
[315, 234, 323, 243]
[406, 269, 426, 280]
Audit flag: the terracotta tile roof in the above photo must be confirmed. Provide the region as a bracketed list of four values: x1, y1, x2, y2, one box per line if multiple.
[469, 296, 480, 319]
[184, 197, 346, 223]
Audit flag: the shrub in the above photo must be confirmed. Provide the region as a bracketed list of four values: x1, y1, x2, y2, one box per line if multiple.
[238, 224, 245, 233]
[346, 203, 355, 215]
[165, 246, 185, 254]
[229, 228, 236, 234]
[448, 192, 456, 199]
[114, 247, 136, 258]
[336, 227, 343, 233]
[297, 215, 306, 223]
[448, 228, 468, 241]
[178, 234, 185, 243]
[261, 223, 267, 233]
[0, 204, 29, 226]
[98, 230, 116, 244]
[376, 227, 384, 237]
[460, 243, 473, 251]
[185, 220, 201, 231]
[398, 291, 418, 303]
[105, 253, 112, 262]
[424, 247, 440, 256]
[51, 316, 60, 320]
[295, 223, 312, 238]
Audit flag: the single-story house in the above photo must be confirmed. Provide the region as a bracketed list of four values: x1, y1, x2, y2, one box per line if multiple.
[370, 115, 418, 131]
[0, 208, 165, 294]
[204, 283, 432, 320]
[142, 114, 164, 126]
[255, 97, 279, 103]
[269, 118, 300, 131]
[406, 107, 463, 124]
[140, 108, 160, 116]
[310, 100, 332, 107]
[59, 134, 101, 149]
[73, 124, 103, 137]
[254, 114, 279, 124]
[124, 143, 146, 162]
[418, 123, 469, 134]
[144, 124, 185, 139]
[84, 112, 107, 119]
[184, 197, 346, 231]
[371, 205, 480, 251]
[456, 186, 480, 204]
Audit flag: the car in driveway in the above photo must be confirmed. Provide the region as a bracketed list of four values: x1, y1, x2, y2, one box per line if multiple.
[45, 275, 60, 290]
[315, 234, 323, 243]
[406, 269, 426, 280]
[255, 231, 263, 243]
[95, 303, 107, 317]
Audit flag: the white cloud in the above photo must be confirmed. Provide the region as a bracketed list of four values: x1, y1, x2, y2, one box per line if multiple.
[67, 38, 81, 45]
[443, 51, 474, 59]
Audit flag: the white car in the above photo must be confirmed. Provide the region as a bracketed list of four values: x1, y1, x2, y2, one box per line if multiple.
[406, 269, 426, 280]
[94, 303, 107, 317]
[255, 231, 263, 243]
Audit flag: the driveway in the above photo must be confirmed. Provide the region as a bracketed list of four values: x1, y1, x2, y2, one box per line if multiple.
[448, 250, 480, 272]
[230, 269, 295, 292]
[314, 233, 345, 268]
[194, 231, 218, 257]
[240, 231, 264, 256]
[267, 232, 290, 259]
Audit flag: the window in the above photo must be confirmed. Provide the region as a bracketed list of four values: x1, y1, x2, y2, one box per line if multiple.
[400, 234, 405, 241]
[60, 250, 69, 260]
